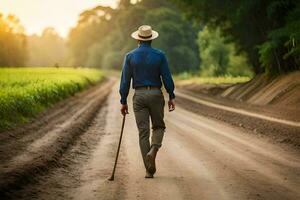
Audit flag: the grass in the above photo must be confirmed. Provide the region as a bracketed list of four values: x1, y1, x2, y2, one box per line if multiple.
[175, 72, 251, 85]
[0, 67, 104, 132]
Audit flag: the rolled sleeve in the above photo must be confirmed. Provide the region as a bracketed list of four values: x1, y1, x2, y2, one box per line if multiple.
[119, 54, 132, 104]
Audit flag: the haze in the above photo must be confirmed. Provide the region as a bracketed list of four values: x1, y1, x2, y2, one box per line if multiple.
[0, 0, 118, 37]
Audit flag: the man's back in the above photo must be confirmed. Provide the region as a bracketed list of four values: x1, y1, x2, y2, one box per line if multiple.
[128, 43, 163, 87]
[120, 41, 174, 104]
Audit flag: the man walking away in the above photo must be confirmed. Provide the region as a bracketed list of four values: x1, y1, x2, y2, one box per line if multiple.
[119, 25, 175, 178]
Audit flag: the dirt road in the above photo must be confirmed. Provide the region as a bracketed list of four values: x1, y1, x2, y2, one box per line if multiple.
[1, 81, 300, 200]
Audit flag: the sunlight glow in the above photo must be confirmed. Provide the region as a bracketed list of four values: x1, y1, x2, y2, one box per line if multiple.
[0, 0, 118, 37]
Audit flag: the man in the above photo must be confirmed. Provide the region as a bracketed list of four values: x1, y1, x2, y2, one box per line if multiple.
[119, 25, 175, 178]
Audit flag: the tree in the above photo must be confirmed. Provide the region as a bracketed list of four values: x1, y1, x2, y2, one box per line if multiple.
[27, 27, 66, 67]
[171, 0, 300, 74]
[67, 0, 200, 73]
[198, 27, 230, 76]
[67, 6, 115, 67]
[0, 13, 27, 67]
[143, 7, 199, 73]
[119, 0, 131, 9]
[198, 26, 252, 77]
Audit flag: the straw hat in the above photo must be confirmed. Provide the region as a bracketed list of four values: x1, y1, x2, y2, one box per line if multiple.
[131, 25, 159, 41]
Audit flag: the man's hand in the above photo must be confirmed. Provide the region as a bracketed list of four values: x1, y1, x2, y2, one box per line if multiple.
[121, 104, 129, 115]
[168, 99, 175, 112]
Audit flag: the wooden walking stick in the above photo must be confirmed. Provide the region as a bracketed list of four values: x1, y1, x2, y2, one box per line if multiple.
[108, 114, 126, 181]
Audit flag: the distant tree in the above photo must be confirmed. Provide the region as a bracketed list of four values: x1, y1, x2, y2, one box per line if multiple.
[27, 27, 66, 67]
[67, 6, 114, 67]
[198, 26, 252, 77]
[198, 27, 230, 76]
[67, 0, 199, 73]
[143, 7, 199, 73]
[119, 0, 132, 9]
[258, 1, 300, 73]
[0, 13, 27, 67]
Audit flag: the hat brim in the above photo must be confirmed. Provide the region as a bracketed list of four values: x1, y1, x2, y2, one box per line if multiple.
[131, 30, 159, 41]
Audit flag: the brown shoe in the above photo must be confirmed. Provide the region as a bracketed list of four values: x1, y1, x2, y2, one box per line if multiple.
[145, 171, 154, 178]
[146, 146, 158, 174]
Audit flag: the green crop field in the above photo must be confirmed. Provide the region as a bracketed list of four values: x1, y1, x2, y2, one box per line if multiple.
[0, 67, 104, 132]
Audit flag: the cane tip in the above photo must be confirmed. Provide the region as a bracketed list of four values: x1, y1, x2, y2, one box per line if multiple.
[108, 177, 114, 181]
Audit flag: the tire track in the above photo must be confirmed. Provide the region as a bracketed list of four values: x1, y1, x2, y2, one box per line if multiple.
[0, 79, 115, 198]
[10, 103, 108, 200]
[0, 79, 110, 162]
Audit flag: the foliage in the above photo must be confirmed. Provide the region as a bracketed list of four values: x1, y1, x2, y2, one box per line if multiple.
[67, 0, 200, 73]
[0, 67, 104, 132]
[258, 2, 300, 74]
[26, 28, 66, 67]
[198, 26, 253, 77]
[0, 13, 27, 66]
[172, 0, 300, 74]
[198, 27, 230, 76]
[143, 7, 199, 73]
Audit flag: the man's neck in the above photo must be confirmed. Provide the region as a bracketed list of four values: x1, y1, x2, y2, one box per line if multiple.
[139, 42, 152, 47]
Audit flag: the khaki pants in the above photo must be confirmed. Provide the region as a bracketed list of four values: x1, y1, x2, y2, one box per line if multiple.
[133, 89, 165, 168]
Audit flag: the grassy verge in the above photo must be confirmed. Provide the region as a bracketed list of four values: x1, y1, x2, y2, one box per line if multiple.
[175, 73, 251, 85]
[0, 67, 104, 132]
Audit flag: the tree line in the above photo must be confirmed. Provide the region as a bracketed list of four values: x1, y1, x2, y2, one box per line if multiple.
[67, 0, 200, 74]
[0, 12, 65, 68]
[0, 0, 299, 76]
[0, 14, 27, 66]
[172, 0, 300, 74]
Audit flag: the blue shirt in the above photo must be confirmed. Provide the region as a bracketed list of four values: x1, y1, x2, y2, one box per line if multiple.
[119, 43, 175, 105]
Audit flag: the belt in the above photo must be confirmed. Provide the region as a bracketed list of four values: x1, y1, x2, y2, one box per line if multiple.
[135, 86, 161, 90]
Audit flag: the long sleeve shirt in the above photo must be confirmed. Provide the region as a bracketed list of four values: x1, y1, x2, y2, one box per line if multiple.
[119, 43, 175, 105]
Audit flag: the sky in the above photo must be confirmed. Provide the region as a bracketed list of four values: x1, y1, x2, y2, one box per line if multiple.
[0, 0, 118, 37]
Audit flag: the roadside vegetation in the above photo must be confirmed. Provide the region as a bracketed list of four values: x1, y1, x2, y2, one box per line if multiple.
[0, 67, 104, 132]
[175, 73, 250, 85]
